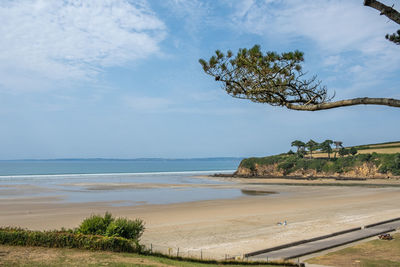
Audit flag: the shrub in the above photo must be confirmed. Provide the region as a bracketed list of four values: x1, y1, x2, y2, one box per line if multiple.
[106, 218, 145, 240]
[359, 153, 372, 162]
[0, 227, 140, 253]
[78, 212, 114, 235]
[349, 147, 358, 156]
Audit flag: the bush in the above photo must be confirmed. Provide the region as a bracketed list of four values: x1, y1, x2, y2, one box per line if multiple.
[78, 212, 114, 235]
[106, 218, 145, 240]
[0, 227, 140, 253]
[378, 153, 400, 175]
[349, 147, 358, 156]
[287, 149, 295, 155]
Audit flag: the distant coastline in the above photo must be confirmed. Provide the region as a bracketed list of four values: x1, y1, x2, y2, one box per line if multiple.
[0, 157, 243, 162]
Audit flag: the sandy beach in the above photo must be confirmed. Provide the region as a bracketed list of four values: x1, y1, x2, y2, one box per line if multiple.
[1, 177, 400, 258]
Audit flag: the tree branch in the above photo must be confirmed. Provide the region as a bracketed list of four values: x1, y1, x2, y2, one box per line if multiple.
[364, 0, 400, 24]
[286, 97, 400, 111]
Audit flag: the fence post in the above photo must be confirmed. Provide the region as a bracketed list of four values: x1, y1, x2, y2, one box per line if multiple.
[150, 243, 152, 253]
[177, 247, 179, 257]
[201, 249, 203, 260]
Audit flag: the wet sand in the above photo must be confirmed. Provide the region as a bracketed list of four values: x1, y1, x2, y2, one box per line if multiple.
[1, 177, 400, 257]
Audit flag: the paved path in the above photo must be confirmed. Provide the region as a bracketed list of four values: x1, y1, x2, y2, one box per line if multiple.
[249, 220, 400, 261]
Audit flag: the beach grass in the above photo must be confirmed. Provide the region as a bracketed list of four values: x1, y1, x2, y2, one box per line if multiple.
[306, 233, 400, 266]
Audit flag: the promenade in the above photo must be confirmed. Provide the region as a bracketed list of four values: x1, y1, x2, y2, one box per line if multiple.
[248, 219, 400, 261]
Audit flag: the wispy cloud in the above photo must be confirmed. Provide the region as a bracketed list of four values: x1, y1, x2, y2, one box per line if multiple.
[0, 0, 166, 91]
[231, 0, 398, 52]
[229, 0, 400, 98]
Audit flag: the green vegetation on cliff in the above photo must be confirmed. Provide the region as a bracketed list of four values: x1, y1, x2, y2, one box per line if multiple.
[239, 153, 400, 177]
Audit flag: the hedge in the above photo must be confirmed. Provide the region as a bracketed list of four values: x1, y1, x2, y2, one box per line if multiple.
[0, 227, 141, 253]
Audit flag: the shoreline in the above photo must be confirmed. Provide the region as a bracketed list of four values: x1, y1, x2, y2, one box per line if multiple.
[200, 174, 400, 186]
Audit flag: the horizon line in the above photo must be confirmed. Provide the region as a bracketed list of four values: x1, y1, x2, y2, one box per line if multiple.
[0, 157, 245, 162]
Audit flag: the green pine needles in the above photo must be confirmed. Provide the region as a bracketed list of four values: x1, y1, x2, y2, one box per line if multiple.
[199, 45, 330, 108]
[386, 29, 400, 45]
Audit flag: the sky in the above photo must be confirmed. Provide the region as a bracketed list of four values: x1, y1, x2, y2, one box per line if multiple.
[0, 0, 399, 159]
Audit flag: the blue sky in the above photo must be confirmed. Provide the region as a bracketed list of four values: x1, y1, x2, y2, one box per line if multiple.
[0, 0, 399, 159]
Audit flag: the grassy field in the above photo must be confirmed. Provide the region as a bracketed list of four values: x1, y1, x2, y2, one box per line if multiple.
[312, 141, 400, 158]
[0, 245, 288, 267]
[306, 233, 400, 267]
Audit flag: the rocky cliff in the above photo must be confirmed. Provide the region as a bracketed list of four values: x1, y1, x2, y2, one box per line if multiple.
[235, 157, 400, 179]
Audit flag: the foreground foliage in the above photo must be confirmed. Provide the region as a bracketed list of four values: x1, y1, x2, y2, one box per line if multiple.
[240, 153, 400, 176]
[0, 213, 145, 253]
[77, 212, 145, 240]
[0, 227, 140, 253]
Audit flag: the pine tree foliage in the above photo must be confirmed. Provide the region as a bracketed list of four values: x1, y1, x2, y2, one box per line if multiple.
[199, 46, 400, 111]
[386, 29, 400, 45]
[199, 45, 331, 108]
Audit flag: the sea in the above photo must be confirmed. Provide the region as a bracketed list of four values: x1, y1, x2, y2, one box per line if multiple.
[0, 158, 244, 206]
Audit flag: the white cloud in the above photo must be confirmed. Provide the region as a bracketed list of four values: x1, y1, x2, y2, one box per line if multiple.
[164, 0, 210, 36]
[229, 0, 400, 98]
[0, 0, 166, 91]
[231, 0, 398, 53]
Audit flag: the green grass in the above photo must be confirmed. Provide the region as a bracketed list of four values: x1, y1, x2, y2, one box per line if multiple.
[0, 245, 291, 267]
[353, 141, 400, 148]
[306, 233, 400, 266]
[352, 144, 400, 151]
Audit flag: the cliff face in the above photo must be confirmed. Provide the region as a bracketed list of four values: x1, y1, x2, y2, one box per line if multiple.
[236, 162, 397, 179]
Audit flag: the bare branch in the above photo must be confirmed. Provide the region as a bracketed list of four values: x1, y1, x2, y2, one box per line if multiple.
[364, 0, 400, 24]
[286, 97, 400, 111]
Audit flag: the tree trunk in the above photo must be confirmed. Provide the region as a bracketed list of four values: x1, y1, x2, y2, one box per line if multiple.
[286, 97, 400, 111]
[364, 0, 400, 25]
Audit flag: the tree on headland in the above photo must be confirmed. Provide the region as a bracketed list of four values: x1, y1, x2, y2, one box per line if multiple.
[333, 141, 343, 158]
[339, 148, 350, 157]
[364, 0, 400, 45]
[320, 140, 334, 159]
[306, 140, 319, 159]
[291, 140, 306, 155]
[199, 45, 400, 111]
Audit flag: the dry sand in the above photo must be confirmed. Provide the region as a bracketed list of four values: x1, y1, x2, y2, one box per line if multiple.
[1, 177, 400, 258]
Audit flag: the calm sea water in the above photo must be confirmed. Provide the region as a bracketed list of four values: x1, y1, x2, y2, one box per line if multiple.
[0, 158, 241, 176]
[0, 158, 245, 205]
